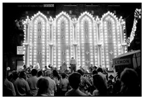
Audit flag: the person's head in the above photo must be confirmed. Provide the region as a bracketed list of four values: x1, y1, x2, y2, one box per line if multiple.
[93, 74, 107, 95]
[52, 70, 60, 80]
[120, 68, 139, 88]
[92, 70, 98, 75]
[31, 69, 37, 76]
[37, 70, 43, 77]
[45, 70, 52, 77]
[61, 73, 67, 79]
[77, 69, 84, 76]
[12, 71, 18, 80]
[71, 57, 74, 59]
[37, 78, 49, 95]
[68, 72, 81, 89]
[97, 67, 103, 73]
[19, 71, 26, 79]
[7, 73, 13, 81]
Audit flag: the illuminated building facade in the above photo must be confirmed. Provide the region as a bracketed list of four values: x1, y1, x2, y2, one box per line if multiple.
[23, 11, 127, 70]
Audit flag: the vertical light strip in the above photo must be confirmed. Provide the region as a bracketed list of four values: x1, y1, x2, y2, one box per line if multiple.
[93, 21, 96, 66]
[77, 23, 80, 67]
[89, 18, 93, 65]
[41, 18, 45, 68]
[117, 22, 121, 55]
[29, 22, 32, 65]
[104, 20, 108, 68]
[111, 19, 117, 59]
[81, 19, 85, 66]
[57, 18, 61, 68]
[46, 22, 49, 66]
[53, 22, 56, 67]
[33, 19, 38, 66]
[99, 22, 103, 67]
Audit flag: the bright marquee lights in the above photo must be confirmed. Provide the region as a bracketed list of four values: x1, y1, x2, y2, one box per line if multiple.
[23, 11, 126, 70]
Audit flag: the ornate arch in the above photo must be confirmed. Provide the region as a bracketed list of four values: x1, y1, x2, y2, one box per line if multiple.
[77, 11, 97, 67]
[53, 11, 72, 68]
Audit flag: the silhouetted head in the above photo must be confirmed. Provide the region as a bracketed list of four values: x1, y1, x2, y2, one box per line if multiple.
[31, 69, 38, 76]
[19, 71, 26, 79]
[93, 74, 107, 95]
[77, 69, 84, 76]
[37, 70, 43, 77]
[97, 67, 103, 73]
[52, 70, 60, 80]
[92, 70, 98, 75]
[120, 68, 139, 87]
[37, 78, 49, 95]
[68, 72, 81, 90]
[61, 73, 67, 79]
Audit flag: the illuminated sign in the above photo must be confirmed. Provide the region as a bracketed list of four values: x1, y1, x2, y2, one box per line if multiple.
[17, 46, 25, 55]
[114, 58, 131, 66]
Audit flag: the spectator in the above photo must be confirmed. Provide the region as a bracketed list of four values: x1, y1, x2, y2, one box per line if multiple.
[3, 71, 16, 96]
[92, 70, 97, 76]
[97, 67, 107, 86]
[12, 72, 18, 84]
[27, 69, 38, 96]
[113, 79, 121, 96]
[65, 72, 87, 96]
[45, 70, 57, 96]
[119, 68, 141, 96]
[77, 69, 92, 93]
[52, 70, 60, 96]
[93, 74, 107, 96]
[37, 78, 51, 96]
[59, 73, 69, 96]
[14, 71, 31, 96]
[37, 70, 43, 80]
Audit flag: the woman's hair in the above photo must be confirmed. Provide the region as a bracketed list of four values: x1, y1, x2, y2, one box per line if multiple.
[19, 71, 26, 79]
[37, 78, 49, 95]
[52, 70, 60, 80]
[37, 70, 43, 77]
[77, 69, 84, 76]
[120, 68, 139, 87]
[61, 73, 67, 79]
[93, 74, 107, 95]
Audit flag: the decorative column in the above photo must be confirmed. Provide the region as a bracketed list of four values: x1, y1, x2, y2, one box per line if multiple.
[23, 17, 30, 68]
[72, 18, 77, 60]
[121, 43, 128, 53]
[97, 43, 102, 67]
[49, 17, 53, 65]
[49, 43, 54, 65]
[97, 20, 101, 67]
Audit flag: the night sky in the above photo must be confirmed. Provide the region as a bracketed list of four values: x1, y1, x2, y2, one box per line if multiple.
[3, 3, 141, 56]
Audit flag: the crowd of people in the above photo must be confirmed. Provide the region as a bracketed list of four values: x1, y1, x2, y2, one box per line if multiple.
[3, 64, 141, 96]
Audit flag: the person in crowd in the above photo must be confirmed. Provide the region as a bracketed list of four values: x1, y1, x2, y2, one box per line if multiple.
[45, 70, 57, 96]
[77, 69, 92, 94]
[65, 72, 87, 96]
[59, 73, 69, 96]
[52, 70, 61, 96]
[97, 67, 107, 86]
[27, 69, 38, 96]
[11, 71, 18, 84]
[37, 78, 51, 96]
[113, 79, 121, 96]
[70, 57, 76, 73]
[92, 70, 98, 76]
[119, 68, 141, 96]
[14, 71, 31, 96]
[3, 71, 16, 96]
[93, 74, 108, 96]
[37, 70, 43, 80]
